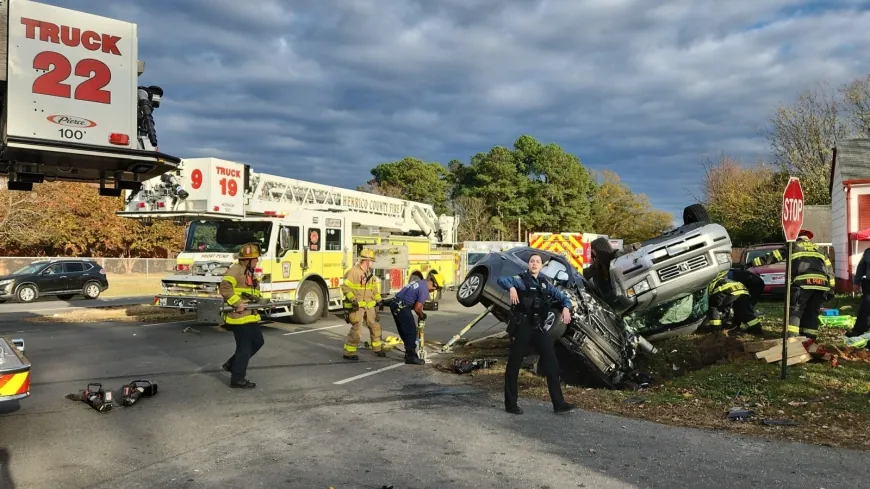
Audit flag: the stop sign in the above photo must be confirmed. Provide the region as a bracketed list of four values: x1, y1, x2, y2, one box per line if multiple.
[782, 177, 804, 242]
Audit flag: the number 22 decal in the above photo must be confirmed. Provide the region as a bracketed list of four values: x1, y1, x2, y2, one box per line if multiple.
[32, 51, 112, 104]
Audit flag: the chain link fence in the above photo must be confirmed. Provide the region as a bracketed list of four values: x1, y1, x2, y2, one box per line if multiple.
[0, 257, 177, 297]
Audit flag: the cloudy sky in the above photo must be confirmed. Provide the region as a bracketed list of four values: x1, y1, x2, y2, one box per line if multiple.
[47, 0, 870, 222]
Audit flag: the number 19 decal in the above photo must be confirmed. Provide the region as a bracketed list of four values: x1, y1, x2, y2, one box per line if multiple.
[32, 51, 112, 104]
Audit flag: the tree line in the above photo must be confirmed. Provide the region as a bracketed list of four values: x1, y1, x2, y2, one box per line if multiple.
[700, 75, 870, 246]
[359, 134, 674, 244]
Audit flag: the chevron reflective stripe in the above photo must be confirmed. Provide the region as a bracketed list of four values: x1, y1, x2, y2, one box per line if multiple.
[528, 234, 585, 269]
[0, 371, 30, 398]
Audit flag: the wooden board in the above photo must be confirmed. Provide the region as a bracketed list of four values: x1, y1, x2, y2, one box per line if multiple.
[0, 0, 8, 82]
[744, 336, 807, 353]
[757, 343, 808, 363]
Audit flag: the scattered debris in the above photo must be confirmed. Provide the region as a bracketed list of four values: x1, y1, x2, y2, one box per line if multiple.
[752, 337, 811, 365]
[453, 358, 498, 374]
[182, 325, 202, 335]
[726, 407, 753, 421]
[623, 396, 645, 405]
[760, 419, 798, 426]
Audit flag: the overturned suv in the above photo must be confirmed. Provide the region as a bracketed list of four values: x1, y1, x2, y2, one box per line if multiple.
[455, 204, 732, 388]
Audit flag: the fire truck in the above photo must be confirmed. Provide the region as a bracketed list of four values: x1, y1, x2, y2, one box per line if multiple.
[0, 1, 177, 402]
[528, 232, 623, 272]
[118, 157, 459, 325]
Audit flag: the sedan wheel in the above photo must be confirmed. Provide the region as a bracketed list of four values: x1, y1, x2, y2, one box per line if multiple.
[457, 272, 485, 307]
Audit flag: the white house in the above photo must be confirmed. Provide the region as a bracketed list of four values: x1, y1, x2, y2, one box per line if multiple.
[830, 138, 870, 293]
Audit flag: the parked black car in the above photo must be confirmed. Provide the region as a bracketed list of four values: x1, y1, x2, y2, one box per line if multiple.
[456, 247, 655, 388]
[0, 259, 109, 303]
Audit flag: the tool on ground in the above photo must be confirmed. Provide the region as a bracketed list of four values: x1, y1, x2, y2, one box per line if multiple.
[453, 357, 498, 374]
[80, 383, 113, 413]
[416, 313, 427, 361]
[121, 380, 159, 406]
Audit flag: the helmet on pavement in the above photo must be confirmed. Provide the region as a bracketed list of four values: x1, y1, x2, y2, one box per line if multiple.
[359, 248, 376, 261]
[238, 242, 261, 260]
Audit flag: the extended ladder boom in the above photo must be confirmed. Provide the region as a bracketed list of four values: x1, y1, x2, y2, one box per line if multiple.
[119, 157, 458, 244]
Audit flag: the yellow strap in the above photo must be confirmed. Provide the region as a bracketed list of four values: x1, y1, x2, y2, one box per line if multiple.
[344, 344, 358, 353]
[227, 294, 242, 305]
[787, 325, 800, 333]
[224, 313, 261, 325]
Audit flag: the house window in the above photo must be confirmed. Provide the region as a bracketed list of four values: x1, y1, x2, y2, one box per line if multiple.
[859, 194, 870, 231]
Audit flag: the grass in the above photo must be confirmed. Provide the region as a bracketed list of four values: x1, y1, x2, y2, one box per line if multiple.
[101, 275, 163, 298]
[434, 294, 870, 451]
[27, 304, 194, 323]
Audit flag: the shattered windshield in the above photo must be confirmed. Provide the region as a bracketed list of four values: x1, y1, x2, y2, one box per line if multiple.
[184, 220, 272, 253]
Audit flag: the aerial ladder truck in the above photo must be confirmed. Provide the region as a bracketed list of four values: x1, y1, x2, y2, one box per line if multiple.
[118, 157, 460, 325]
[0, 0, 179, 403]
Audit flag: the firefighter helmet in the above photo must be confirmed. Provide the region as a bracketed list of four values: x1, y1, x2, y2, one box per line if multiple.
[428, 270, 444, 290]
[359, 248, 375, 261]
[799, 229, 814, 240]
[238, 242, 261, 260]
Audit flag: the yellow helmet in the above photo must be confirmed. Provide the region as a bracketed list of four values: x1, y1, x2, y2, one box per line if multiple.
[359, 248, 375, 261]
[428, 270, 443, 290]
[238, 242, 261, 260]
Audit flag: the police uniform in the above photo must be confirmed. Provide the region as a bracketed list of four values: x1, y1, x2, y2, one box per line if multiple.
[341, 249, 384, 360]
[496, 270, 575, 415]
[218, 242, 265, 388]
[850, 248, 870, 337]
[752, 230, 834, 339]
[707, 270, 762, 335]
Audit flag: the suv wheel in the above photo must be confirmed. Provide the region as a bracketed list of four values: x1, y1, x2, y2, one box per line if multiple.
[16, 284, 37, 303]
[682, 204, 710, 225]
[457, 272, 485, 307]
[83, 281, 102, 300]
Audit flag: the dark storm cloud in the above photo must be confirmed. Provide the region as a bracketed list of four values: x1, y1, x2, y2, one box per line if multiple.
[45, 0, 870, 221]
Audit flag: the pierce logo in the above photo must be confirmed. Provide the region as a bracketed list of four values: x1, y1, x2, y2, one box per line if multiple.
[47, 115, 97, 128]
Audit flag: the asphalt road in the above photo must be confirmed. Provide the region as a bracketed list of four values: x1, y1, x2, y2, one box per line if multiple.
[1, 298, 866, 489]
[0, 295, 154, 322]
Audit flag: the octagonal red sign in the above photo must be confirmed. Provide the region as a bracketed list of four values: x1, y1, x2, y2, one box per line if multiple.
[782, 177, 804, 242]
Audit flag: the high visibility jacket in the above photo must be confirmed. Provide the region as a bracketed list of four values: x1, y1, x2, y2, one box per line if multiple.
[341, 264, 381, 309]
[707, 270, 749, 298]
[752, 238, 834, 291]
[218, 263, 262, 325]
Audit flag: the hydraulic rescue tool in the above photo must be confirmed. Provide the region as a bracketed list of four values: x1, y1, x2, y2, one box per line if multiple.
[416, 313, 427, 361]
[121, 380, 159, 406]
[77, 383, 114, 413]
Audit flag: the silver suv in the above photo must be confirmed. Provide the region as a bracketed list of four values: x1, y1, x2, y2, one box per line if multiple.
[603, 205, 733, 315]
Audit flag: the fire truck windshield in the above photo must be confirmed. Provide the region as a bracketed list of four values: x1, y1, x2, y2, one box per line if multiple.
[184, 221, 272, 254]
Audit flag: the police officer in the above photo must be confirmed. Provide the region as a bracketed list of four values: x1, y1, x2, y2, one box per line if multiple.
[340, 248, 385, 361]
[707, 270, 763, 335]
[752, 229, 834, 339]
[390, 273, 443, 364]
[497, 253, 575, 415]
[218, 242, 265, 388]
[849, 247, 870, 337]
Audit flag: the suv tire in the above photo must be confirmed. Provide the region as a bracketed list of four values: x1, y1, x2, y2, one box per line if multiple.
[683, 204, 710, 225]
[16, 284, 37, 303]
[83, 281, 102, 300]
[457, 271, 485, 307]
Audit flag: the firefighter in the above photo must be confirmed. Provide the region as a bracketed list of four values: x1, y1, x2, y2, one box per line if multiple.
[848, 247, 870, 337]
[752, 229, 834, 339]
[341, 248, 384, 361]
[497, 253, 575, 415]
[389, 273, 443, 365]
[218, 242, 265, 389]
[707, 270, 763, 335]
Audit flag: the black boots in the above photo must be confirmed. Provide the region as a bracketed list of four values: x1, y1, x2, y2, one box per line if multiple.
[405, 355, 425, 365]
[554, 402, 575, 414]
[230, 379, 256, 389]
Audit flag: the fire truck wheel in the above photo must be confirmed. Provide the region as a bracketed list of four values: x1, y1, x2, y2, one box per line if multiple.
[16, 284, 38, 303]
[83, 281, 102, 300]
[292, 281, 323, 324]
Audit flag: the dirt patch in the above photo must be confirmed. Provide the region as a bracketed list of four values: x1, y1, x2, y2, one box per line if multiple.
[27, 304, 194, 323]
[434, 309, 870, 451]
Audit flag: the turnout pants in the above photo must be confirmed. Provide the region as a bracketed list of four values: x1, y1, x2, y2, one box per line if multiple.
[852, 279, 870, 336]
[344, 307, 382, 354]
[505, 317, 565, 410]
[225, 323, 265, 383]
[389, 301, 420, 359]
[788, 286, 828, 339]
[709, 293, 760, 331]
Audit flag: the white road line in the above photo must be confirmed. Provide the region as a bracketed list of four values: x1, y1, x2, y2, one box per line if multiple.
[333, 351, 441, 385]
[283, 323, 346, 335]
[142, 320, 195, 327]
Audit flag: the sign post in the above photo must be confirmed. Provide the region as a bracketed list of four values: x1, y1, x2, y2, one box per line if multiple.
[780, 177, 804, 379]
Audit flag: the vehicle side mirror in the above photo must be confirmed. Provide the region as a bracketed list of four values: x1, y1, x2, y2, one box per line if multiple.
[555, 270, 569, 282]
[279, 228, 291, 251]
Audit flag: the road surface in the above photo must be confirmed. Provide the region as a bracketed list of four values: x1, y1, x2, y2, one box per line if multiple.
[0, 298, 866, 488]
[0, 296, 154, 322]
